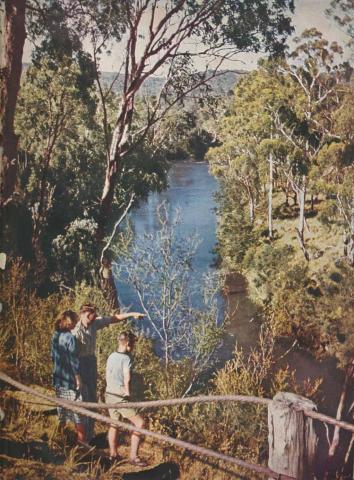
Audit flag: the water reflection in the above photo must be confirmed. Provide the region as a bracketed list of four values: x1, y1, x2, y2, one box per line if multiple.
[115, 161, 219, 315]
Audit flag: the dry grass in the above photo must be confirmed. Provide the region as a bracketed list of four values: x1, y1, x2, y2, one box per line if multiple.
[246, 193, 343, 304]
[0, 390, 266, 480]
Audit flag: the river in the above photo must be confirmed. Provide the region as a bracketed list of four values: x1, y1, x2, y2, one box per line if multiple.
[117, 160, 343, 418]
[117, 160, 221, 319]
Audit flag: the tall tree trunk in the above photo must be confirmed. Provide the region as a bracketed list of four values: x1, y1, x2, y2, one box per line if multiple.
[98, 158, 118, 243]
[310, 194, 314, 212]
[344, 205, 354, 267]
[268, 151, 273, 239]
[0, 0, 26, 208]
[99, 257, 120, 310]
[95, 94, 136, 306]
[96, 95, 135, 244]
[97, 151, 122, 310]
[249, 195, 255, 224]
[99, 194, 135, 311]
[324, 361, 354, 479]
[295, 178, 310, 261]
[297, 179, 306, 242]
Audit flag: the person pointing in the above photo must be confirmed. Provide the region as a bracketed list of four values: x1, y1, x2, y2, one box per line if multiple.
[72, 303, 144, 442]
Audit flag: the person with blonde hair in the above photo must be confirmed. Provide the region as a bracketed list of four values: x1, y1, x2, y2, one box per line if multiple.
[105, 331, 146, 466]
[72, 303, 144, 442]
[51, 310, 85, 443]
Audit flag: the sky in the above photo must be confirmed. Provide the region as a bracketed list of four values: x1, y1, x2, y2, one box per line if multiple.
[234, 0, 351, 70]
[22, 0, 350, 72]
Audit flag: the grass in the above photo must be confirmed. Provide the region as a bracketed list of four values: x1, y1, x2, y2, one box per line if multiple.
[0, 389, 265, 480]
[246, 192, 344, 304]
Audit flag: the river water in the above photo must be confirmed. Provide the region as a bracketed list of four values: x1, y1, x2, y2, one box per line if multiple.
[117, 160, 220, 316]
[118, 160, 343, 417]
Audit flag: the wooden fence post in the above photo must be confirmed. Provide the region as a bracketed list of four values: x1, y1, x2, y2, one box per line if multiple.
[268, 392, 318, 479]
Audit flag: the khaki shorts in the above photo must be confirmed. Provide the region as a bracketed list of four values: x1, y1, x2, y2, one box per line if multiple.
[105, 392, 137, 420]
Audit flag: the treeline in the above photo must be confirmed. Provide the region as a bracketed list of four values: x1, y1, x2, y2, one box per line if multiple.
[208, 29, 354, 369]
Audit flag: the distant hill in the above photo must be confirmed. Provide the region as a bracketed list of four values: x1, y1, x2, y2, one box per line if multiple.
[22, 63, 248, 96]
[100, 69, 248, 96]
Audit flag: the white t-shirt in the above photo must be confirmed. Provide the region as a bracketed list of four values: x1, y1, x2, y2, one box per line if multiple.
[106, 351, 132, 395]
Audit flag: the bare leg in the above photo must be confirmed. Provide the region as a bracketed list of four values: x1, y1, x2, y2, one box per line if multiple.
[76, 423, 86, 443]
[128, 415, 145, 461]
[108, 425, 119, 457]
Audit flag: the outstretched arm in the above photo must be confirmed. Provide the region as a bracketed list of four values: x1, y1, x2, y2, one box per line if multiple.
[110, 312, 144, 324]
[95, 312, 145, 330]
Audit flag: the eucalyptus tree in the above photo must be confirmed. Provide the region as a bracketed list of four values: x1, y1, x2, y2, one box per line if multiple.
[208, 65, 292, 243]
[0, 0, 26, 212]
[315, 84, 354, 266]
[69, 1, 294, 304]
[117, 204, 224, 397]
[14, 57, 103, 283]
[14, 56, 168, 291]
[275, 29, 351, 258]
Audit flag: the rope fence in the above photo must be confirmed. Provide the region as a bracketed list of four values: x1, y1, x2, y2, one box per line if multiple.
[2, 371, 354, 478]
[0, 371, 294, 480]
[2, 371, 353, 434]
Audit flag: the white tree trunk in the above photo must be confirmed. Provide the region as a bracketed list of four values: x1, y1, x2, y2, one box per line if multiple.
[346, 205, 354, 266]
[298, 180, 306, 242]
[268, 392, 317, 479]
[249, 196, 255, 224]
[268, 152, 273, 239]
[325, 362, 354, 479]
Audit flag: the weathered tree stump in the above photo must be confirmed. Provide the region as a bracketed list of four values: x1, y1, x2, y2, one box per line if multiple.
[268, 392, 318, 479]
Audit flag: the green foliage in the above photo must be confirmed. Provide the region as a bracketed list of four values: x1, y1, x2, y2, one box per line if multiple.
[244, 243, 295, 294]
[27, 0, 126, 62]
[315, 85, 354, 234]
[15, 56, 106, 285]
[141, 104, 214, 161]
[208, 34, 354, 367]
[51, 218, 99, 285]
[14, 56, 169, 287]
[0, 261, 69, 383]
[203, 0, 294, 55]
[326, 0, 354, 41]
[267, 261, 354, 365]
[214, 185, 257, 270]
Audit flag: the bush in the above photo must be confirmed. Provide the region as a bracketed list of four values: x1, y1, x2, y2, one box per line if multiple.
[0, 260, 71, 384]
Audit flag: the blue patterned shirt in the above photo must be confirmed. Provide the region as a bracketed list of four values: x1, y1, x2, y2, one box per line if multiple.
[51, 331, 80, 389]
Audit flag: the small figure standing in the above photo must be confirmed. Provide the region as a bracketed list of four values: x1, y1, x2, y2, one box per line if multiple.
[106, 331, 146, 466]
[72, 303, 144, 442]
[51, 310, 85, 443]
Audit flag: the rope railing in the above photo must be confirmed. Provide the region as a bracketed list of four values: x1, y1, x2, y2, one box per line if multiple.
[4, 377, 353, 435]
[66, 397, 354, 435]
[0, 371, 294, 480]
[55, 395, 271, 409]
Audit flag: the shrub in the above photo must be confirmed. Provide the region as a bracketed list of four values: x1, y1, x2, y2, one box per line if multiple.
[0, 260, 71, 384]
